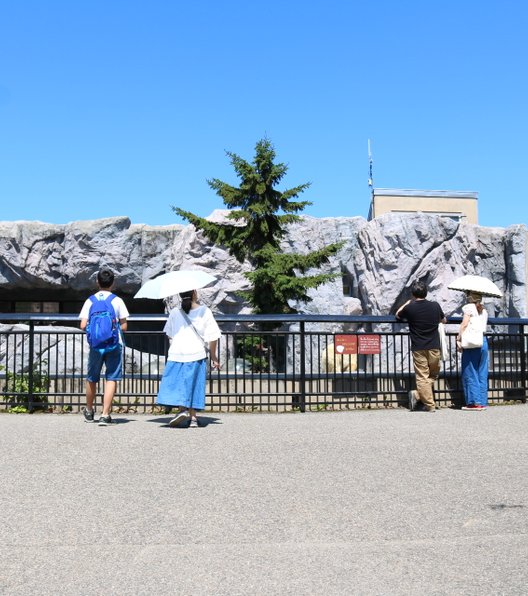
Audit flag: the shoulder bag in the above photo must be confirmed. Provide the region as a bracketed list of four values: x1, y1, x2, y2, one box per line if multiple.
[461, 315, 484, 349]
[438, 322, 449, 360]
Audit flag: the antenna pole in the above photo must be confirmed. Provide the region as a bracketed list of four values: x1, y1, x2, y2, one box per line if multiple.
[367, 139, 374, 196]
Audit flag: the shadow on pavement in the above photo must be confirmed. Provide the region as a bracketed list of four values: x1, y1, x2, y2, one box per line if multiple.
[146, 415, 222, 428]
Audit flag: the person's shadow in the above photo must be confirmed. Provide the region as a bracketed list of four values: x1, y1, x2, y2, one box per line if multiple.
[147, 415, 222, 428]
[104, 417, 135, 425]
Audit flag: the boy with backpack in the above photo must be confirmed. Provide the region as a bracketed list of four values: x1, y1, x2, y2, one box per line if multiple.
[79, 268, 129, 426]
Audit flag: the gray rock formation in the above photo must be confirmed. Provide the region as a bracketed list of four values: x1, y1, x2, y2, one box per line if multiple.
[0, 217, 182, 295]
[283, 213, 527, 320]
[0, 213, 526, 318]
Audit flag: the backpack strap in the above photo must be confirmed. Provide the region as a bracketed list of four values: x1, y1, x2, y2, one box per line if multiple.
[89, 293, 117, 317]
[105, 293, 117, 318]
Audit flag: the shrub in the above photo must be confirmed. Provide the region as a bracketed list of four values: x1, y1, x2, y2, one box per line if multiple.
[1, 362, 50, 412]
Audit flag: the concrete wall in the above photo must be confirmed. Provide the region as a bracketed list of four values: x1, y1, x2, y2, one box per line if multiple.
[370, 189, 478, 223]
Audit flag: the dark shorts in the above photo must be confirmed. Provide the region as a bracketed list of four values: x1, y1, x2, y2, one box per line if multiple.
[87, 347, 123, 382]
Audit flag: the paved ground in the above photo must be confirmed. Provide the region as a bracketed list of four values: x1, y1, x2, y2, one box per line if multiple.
[0, 405, 527, 596]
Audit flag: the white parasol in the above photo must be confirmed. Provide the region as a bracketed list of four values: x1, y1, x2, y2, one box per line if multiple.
[134, 270, 217, 300]
[447, 274, 503, 298]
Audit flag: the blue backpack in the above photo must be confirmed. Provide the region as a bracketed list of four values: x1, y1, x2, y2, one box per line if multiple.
[86, 293, 120, 353]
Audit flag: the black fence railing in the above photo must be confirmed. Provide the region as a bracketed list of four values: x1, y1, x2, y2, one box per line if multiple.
[0, 313, 527, 413]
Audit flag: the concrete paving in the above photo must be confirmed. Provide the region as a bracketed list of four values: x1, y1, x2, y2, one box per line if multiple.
[0, 405, 527, 595]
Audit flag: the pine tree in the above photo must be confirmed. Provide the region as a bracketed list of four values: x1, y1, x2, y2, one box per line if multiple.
[173, 138, 342, 315]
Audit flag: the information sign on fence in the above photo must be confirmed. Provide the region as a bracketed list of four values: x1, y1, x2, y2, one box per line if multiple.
[334, 334, 381, 356]
[334, 334, 381, 355]
[358, 334, 381, 354]
[334, 335, 358, 355]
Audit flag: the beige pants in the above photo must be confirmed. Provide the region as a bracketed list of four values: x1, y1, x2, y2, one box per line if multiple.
[412, 349, 441, 410]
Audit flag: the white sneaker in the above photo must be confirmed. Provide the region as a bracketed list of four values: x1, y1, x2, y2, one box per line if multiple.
[189, 417, 199, 428]
[169, 410, 190, 427]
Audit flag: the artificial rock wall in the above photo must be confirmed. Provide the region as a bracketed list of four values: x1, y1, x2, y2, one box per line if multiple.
[0, 213, 526, 317]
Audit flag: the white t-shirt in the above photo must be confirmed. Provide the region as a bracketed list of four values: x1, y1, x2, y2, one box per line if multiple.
[462, 303, 488, 331]
[79, 291, 130, 345]
[165, 305, 221, 362]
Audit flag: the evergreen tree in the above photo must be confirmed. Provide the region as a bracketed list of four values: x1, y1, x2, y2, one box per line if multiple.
[173, 138, 342, 315]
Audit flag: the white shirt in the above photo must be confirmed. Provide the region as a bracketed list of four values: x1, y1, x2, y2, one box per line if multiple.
[165, 305, 221, 362]
[462, 303, 488, 331]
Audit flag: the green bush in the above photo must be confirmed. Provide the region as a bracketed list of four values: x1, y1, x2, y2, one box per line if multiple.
[1, 362, 50, 412]
[236, 336, 270, 372]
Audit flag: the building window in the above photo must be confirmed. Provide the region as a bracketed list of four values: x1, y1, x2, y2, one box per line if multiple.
[15, 302, 60, 313]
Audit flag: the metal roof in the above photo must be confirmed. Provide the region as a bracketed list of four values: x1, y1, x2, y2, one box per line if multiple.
[373, 188, 478, 199]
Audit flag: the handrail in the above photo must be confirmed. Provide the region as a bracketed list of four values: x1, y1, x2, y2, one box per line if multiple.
[1, 312, 528, 325]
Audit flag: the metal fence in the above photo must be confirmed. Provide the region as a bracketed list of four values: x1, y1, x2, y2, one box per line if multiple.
[1, 313, 527, 413]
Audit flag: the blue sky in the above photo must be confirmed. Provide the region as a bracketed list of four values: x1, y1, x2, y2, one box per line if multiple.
[1, 1, 527, 229]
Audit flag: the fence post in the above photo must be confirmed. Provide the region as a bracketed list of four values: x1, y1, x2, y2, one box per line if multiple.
[299, 320, 306, 412]
[28, 320, 35, 411]
[520, 324, 527, 395]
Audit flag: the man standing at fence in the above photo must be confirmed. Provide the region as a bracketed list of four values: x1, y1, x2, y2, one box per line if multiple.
[79, 268, 129, 426]
[396, 280, 446, 412]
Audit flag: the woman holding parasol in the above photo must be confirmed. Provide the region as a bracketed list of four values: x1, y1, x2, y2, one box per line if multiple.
[135, 270, 221, 427]
[449, 275, 502, 411]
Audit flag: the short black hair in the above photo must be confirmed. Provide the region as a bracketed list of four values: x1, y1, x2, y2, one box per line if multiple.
[97, 268, 114, 289]
[411, 280, 427, 299]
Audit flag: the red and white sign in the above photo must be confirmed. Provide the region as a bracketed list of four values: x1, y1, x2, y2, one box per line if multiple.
[334, 334, 381, 355]
[358, 335, 381, 354]
[334, 335, 358, 355]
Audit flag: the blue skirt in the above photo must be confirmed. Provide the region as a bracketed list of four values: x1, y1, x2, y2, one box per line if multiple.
[156, 359, 207, 410]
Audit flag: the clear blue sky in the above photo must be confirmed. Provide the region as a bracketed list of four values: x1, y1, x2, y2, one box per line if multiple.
[1, 1, 527, 228]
